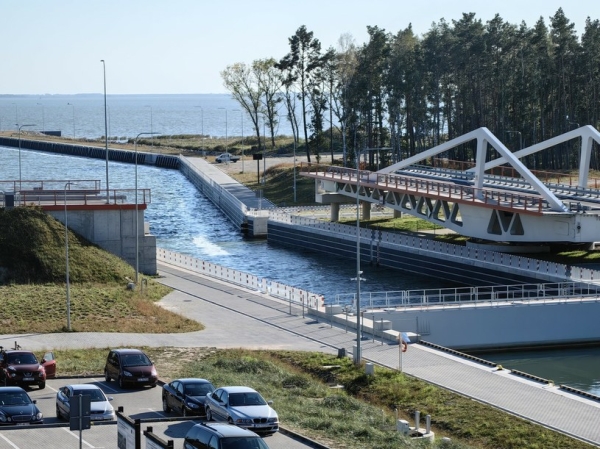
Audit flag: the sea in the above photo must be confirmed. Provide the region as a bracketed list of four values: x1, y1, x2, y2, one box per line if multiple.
[1, 93, 599, 396]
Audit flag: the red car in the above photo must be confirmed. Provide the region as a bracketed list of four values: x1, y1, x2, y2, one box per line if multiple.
[0, 348, 56, 390]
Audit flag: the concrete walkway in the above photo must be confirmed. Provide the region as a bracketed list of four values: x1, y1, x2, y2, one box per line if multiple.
[5, 261, 599, 447]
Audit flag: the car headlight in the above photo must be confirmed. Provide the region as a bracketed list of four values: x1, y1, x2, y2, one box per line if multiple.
[185, 401, 199, 409]
[123, 370, 133, 377]
[0, 413, 7, 423]
[268, 418, 278, 423]
[235, 418, 254, 424]
[151, 368, 157, 376]
[35, 412, 43, 421]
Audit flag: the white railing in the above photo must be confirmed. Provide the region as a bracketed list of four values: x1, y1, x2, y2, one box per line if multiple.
[156, 248, 324, 310]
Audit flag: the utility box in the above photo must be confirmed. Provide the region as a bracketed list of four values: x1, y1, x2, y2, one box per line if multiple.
[4, 193, 14, 208]
[365, 362, 374, 375]
[396, 419, 410, 435]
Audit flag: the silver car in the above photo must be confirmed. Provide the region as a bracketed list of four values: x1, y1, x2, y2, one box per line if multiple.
[56, 384, 115, 421]
[204, 386, 279, 434]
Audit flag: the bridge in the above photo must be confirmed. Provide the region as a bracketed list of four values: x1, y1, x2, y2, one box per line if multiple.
[300, 126, 600, 245]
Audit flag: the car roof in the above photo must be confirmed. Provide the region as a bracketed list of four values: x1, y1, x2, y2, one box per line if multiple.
[175, 378, 212, 384]
[2, 350, 35, 355]
[65, 384, 102, 391]
[0, 386, 28, 394]
[111, 348, 146, 355]
[218, 386, 258, 394]
[194, 422, 260, 437]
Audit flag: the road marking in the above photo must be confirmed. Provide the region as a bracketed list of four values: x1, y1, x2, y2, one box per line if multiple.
[61, 427, 95, 448]
[0, 433, 20, 449]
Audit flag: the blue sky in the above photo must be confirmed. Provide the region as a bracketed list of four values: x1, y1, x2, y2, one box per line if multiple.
[1, 0, 594, 95]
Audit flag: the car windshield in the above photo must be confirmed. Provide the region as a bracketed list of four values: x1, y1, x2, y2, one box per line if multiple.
[122, 354, 151, 367]
[72, 388, 106, 402]
[0, 392, 32, 406]
[185, 383, 214, 396]
[228, 392, 267, 407]
[221, 437, 270, 449]
[6, 353, 38, 365]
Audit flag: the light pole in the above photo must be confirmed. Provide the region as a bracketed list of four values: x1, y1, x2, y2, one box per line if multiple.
[101, 59, 109, 202]
[17, 124, 36, 187]
[67, 103, 75, 138]
[37, 103, 45, 132]
[195, 106, 204, 137]
[233, 109, 244, 172]
[134, 132, 159, 286]
[352, 148, 366, 365]
[219, 108, 228, 157]
[12, 103, 17, 126]
[64, 181, 74, 331]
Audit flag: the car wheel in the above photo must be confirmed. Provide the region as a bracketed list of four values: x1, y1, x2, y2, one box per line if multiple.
[205, 407, 213, 422]
[162, 397, 171, 413]
[104, 369, 111, 382]
[228, 417, 234, 425]
[56, 404, 63, 420]
[118, 376, 125, 389]
[39, 382, 45, 390]
[182, 407, 188, 417]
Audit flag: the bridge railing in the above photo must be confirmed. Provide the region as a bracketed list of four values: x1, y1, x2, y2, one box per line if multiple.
[332, 281, 600, 310]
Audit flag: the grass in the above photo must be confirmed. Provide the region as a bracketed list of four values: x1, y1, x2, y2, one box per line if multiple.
[50, 347, 595, 449]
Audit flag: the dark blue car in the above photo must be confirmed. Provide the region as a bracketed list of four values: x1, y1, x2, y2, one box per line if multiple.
[0, 386, 43, 425]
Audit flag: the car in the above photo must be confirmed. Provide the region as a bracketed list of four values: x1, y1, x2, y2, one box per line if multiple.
[204, 386, 279, 434]
[215, 153, 240, 163]
[56, 384, 115, 421]
[0, 386, 43, 425]
[183, 422, 270, 449]
[103, 349, 158, 388]
[162, 378, 215, 417]
[0, 347, 56, 389]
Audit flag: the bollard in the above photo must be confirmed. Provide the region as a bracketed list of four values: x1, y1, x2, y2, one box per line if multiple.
[415, 410, 420, 433]
[426, 414, 431, 434]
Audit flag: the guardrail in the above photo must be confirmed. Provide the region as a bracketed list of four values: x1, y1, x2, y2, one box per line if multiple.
[156, 248, 323, 310]
[328, 281, 600, 310]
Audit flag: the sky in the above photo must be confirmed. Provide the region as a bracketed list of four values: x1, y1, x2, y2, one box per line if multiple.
[1, 0, 595, 95]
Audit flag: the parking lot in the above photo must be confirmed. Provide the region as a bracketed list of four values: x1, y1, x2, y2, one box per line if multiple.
[0, 378, 316, 449]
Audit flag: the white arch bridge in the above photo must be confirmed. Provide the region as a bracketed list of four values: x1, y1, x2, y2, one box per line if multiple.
[300, 126, 600, 245]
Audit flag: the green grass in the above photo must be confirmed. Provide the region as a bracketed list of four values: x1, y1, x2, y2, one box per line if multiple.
[52, 347, 595, 449]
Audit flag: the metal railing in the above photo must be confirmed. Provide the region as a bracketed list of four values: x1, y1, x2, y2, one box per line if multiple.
[331, 281, 600, 310]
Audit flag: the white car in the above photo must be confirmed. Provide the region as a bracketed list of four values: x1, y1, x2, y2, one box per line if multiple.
[56, 384, 115, 421]
[204, 386, 279, 434]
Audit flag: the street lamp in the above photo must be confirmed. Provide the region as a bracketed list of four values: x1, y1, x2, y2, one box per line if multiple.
[101, 59, 109, 202]
[352, 148, 366, 365]
[64, 181, 74, 331]
[17, 124, 36, 187]
[134, 132, 159, 286]
[195, 106, 204, 137]
[37, 103, 45, 132]
[219, 108, 228, 157]
[67, 103, 75, 138]
[233, 109, 244, 172]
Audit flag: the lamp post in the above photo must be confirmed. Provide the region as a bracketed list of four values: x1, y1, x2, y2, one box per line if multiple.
[195, 106, 204, 137]
[17, 124, 36, 187]
[218, 108, 228, 158]
[101, 59, 109, 202]
[134, 132, 159, 286]
[12, 103, 17, 126]
[67, 103, 75, 138]
[233, 109, 244, 172]
[64, 181, 73, 331]
[352, 148, 366, 365]
[36, 103, 45, 132]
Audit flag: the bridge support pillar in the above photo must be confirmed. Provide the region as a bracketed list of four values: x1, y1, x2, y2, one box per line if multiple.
[330, 203, 340, 222]
[362, 201, 371, 220]
[394, 209, 402, 218]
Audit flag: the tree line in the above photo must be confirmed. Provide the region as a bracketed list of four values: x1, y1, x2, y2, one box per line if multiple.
[221, 8, 600, 170]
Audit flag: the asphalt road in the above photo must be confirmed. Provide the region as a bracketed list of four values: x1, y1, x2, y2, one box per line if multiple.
[0, 378, 317, 449]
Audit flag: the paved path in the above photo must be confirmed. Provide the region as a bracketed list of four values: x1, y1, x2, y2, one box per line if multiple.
[4, 261, 599, 447]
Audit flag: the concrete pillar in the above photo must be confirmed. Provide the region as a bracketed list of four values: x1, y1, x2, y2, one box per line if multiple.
[330, 203, 340, 222]
[362, 201, 371, 220]
[394, 209, 402, 218]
